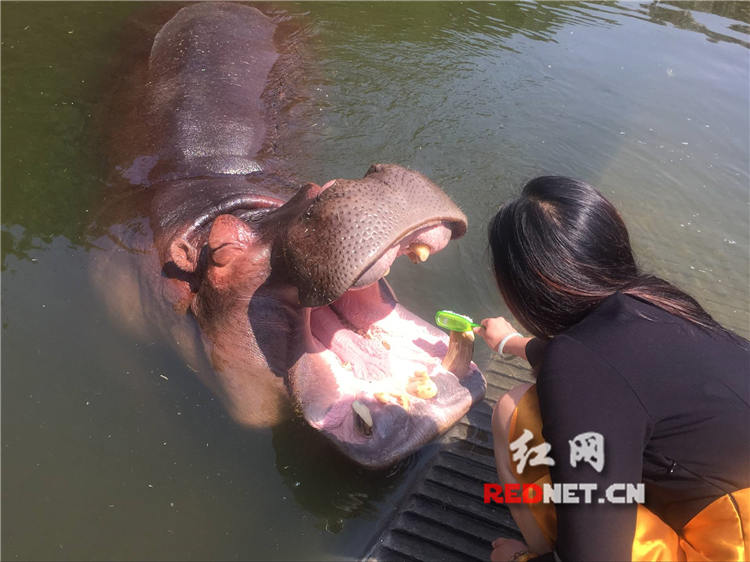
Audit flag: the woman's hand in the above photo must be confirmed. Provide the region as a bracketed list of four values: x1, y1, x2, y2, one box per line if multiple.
[474, 316, 519, 352]
[491, 537, 532, 561]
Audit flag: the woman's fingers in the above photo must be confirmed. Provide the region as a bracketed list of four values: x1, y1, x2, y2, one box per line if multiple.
[474, 317, 521, 353]
[490, 537, 529, 561]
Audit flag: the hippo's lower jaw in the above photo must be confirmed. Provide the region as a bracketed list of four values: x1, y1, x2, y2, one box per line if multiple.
[289, 278, 486, 469]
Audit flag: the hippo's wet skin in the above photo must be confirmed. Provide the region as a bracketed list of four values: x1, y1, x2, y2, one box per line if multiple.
[91, 3, 485, 468]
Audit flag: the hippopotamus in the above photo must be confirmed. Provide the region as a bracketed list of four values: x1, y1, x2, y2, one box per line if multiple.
[90, 2, 485, 468]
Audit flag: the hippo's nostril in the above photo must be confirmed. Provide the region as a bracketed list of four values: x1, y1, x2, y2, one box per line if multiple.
[352, 400, 373, 437]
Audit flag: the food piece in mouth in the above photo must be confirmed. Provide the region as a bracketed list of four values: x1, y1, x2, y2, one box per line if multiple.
[374, 391, 411, 410]
[406, 369, 438, 399]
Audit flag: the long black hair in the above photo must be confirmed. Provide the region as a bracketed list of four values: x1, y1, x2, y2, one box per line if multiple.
[489, 176, 741, 342]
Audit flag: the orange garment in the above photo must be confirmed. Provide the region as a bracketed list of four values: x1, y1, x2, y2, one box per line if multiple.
[508, 385, 750, 561]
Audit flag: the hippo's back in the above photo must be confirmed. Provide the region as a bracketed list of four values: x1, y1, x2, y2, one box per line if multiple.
[123, 3, 279, 186]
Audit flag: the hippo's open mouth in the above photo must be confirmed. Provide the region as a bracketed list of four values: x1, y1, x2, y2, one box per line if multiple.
[289, 222, 486, 469]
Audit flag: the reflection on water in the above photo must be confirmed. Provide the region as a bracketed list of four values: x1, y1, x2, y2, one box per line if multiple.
[648, 1, 750, 47]
[272, 418, 422, 527]
[2, 2, 748, 560]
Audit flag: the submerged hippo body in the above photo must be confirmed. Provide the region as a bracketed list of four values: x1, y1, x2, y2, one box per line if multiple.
[91, 2, 485, 468]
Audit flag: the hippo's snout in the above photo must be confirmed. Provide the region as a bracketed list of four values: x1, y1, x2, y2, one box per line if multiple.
[280, 164, 467, 307]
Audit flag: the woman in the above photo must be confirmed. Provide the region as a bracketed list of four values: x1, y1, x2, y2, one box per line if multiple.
[472, 177, 750, 562]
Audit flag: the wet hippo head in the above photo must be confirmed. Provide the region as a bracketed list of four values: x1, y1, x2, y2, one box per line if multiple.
[170, 164, 485, 468]
[97, 4, 484, 469]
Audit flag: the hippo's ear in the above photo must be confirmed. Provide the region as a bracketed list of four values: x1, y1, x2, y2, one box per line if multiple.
[207, 214, 257, 268]
[168, 236, 199, 273]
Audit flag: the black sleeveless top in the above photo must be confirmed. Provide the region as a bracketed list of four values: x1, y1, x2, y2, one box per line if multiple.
[528, 292, 750, 561]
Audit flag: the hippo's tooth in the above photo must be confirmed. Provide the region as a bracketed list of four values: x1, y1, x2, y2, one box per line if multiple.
[384, 267, 390, 277]
[352, 400, 372, 426]
[408, 243, 431, 263]
[441, 330, 475, 378]
[352, 400, 373, 436]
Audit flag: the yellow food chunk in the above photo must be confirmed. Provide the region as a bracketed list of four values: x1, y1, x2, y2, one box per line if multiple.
[406, 370, 438, 399]
[374, 391, 410, 410]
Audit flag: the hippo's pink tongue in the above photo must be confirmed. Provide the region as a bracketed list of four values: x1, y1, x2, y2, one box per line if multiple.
[280, 163, 467, 307]
[309, 306, 391, 382]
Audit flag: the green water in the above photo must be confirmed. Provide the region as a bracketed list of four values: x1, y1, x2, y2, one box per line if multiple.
[3, 2, 748, 560]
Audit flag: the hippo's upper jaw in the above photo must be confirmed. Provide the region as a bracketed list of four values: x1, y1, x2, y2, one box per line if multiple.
[282, 164, 486, 468]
